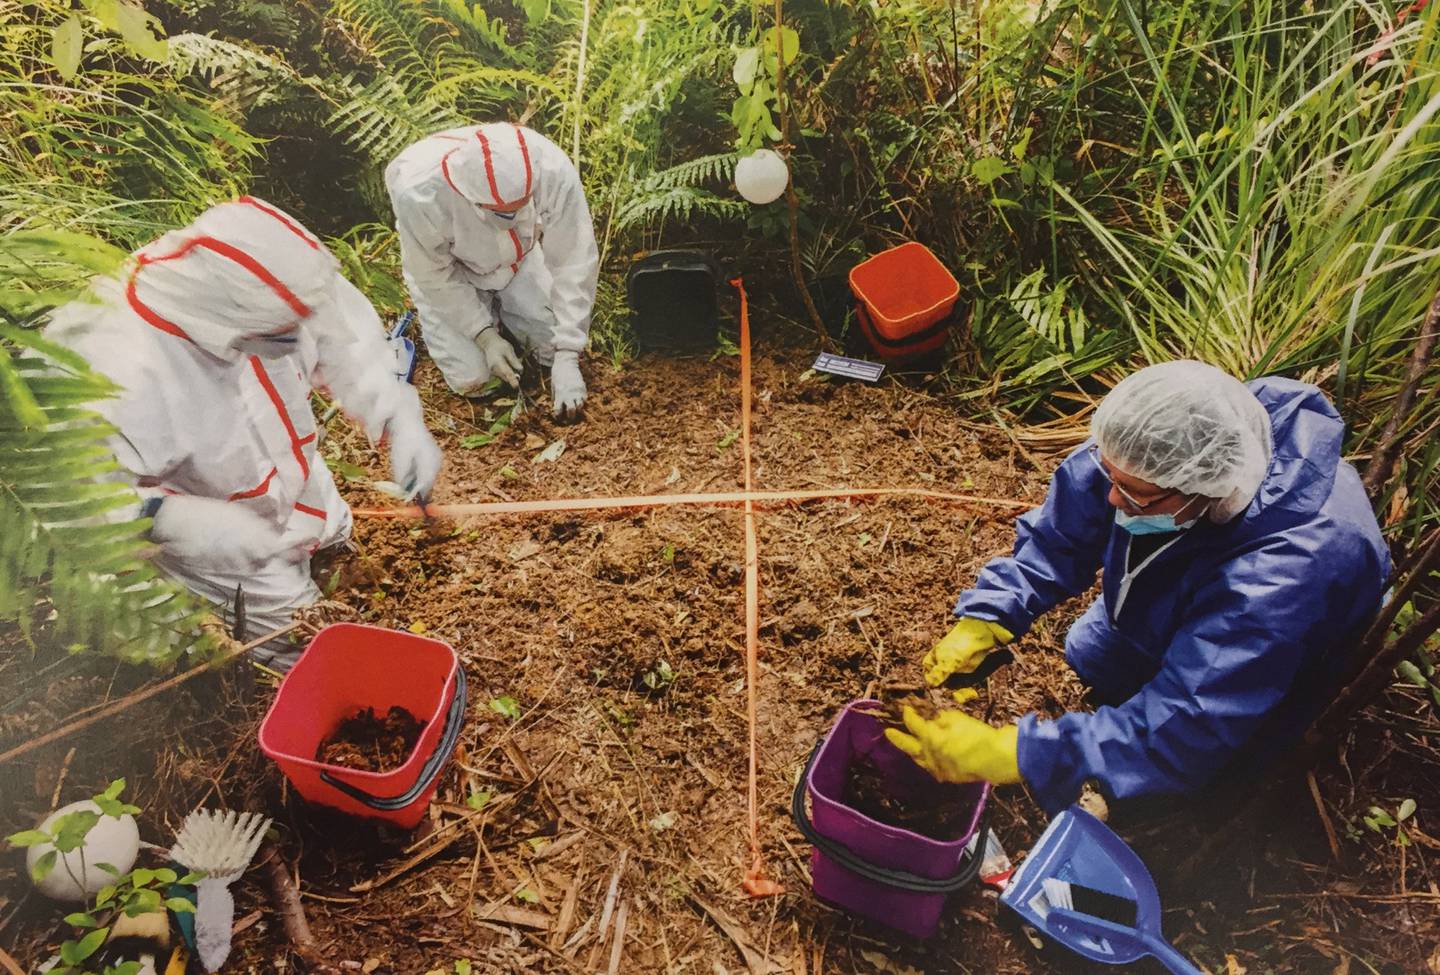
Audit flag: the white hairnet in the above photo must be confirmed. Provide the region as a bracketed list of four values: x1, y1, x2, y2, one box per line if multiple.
[442, 124, 536, 208]
[128, 198, 339, 361]
[1091, 360, 1274, 523]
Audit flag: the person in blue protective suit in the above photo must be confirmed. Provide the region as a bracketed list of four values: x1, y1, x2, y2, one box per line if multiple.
[885, 360, 1390, 814]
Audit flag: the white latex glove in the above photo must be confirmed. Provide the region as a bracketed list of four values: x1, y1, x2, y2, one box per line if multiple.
[476, 327, 522, 388]
[551, 350, 587, 421]
[150, 496, 302, 573]
[385, 400, 443, 502]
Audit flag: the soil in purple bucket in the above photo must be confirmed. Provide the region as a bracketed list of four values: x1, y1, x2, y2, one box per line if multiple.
[317, 706, 426, 772]
[842, 756, 974, 840]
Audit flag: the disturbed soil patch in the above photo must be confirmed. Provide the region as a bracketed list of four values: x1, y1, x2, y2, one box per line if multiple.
[842, 756, 976, 842]
[317, 706, 426, 773]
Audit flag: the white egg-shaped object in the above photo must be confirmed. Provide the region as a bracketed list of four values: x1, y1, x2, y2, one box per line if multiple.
[26, 800, 140, 902]
[735, 149, 789, 204]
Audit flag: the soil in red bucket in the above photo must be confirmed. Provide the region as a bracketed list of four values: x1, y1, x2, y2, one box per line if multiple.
[842, 755, 975, 841]
[315, 706, 426, 773]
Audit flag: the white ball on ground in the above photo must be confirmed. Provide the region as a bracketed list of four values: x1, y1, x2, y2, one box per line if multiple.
[26, 800, 140, 902]
[735, 149, 789, 204]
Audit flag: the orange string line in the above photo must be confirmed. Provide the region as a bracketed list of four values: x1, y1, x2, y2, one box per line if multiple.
[351, 486, 1030, 521]
[733, 277, 783, 898]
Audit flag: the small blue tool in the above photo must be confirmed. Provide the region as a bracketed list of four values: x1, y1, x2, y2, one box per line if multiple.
[999, 807, 1204, 975]
[387, 309, 418, 383]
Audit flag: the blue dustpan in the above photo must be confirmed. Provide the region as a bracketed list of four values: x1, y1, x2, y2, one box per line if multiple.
[387, 309, 418, 383]
[1000, 807, 1203, 975]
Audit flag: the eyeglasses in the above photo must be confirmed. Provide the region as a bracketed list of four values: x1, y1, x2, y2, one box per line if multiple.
[1086, 444, 1180, 512]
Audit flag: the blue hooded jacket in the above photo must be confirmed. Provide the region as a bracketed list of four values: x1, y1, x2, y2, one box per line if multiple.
[955, 378, 1390, 813]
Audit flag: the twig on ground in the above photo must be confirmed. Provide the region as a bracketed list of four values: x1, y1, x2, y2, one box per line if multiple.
[401, 752, 561, 855]
[689, 895, 785, 975]
[49, 745, 76, 808]
[561, 910, 597, 956]
[0, 946, 26, 975]
[553, 869, 581, 948]
[1307, 770, 1341, 861]
[0, 621, 300, 765]
[536, 830, 584, 861]
[606, 899, 628, 975]
[261, 841, 345, 974]
[597, 849, 628, 945]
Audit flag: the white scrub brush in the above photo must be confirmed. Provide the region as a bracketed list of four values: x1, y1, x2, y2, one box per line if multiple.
[170, 810, 271, 973]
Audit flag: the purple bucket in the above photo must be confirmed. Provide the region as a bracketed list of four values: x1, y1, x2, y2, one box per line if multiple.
[791, 700, 990, 938]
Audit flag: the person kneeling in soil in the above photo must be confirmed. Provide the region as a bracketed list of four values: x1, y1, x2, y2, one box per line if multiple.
[887, 361, 1390, 815]
[45, 198, 443, 670]
[385, 123, 599, 421]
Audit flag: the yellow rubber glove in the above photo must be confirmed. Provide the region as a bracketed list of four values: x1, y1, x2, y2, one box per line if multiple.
[884, 706, 1022, 785]
[922, 617, 1014, 687]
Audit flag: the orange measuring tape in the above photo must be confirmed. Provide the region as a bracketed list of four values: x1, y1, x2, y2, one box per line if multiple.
[351, 486, 1030, 520]
[733, 277, 783, 897]
[352, 281, 1033, 896]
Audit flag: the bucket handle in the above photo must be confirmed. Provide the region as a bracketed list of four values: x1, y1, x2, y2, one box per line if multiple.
[790, 742, 987, 894]
[318, 667, 468, 811]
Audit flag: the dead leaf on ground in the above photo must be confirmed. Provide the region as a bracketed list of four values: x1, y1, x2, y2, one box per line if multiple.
[472, 900, 553, 930]
[533, 439, 566, 463]
[690, 896, 784, 975]
[858, 950, 923, 975]
[508, 538, 543, 562]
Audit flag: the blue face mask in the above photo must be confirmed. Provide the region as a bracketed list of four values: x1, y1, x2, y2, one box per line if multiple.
[1115, 510, 1185, 535]
[1114, 495, 1207, 535]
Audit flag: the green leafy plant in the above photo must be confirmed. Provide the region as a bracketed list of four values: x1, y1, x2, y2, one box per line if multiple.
[460, 398, 522, 449]
[1361, 799, 1419, 847]
[641, 658, 676, 691]
[488, 695, 521, 720]
[610, 153, 745, 239]
[6, 780, 198, 975]
[730, 18, 799, 152]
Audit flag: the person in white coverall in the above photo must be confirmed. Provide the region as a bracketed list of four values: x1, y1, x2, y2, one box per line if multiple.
[385, 123, 599, 420]
[45, 197, 443, 669]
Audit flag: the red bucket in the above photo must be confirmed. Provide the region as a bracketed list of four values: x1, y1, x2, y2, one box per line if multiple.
[849, 242, 960, 361]
[258, 623, 467, 828]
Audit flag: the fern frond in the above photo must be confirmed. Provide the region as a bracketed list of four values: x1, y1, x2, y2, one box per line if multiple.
[332, 0, 470, 90]
[167, 33, 327, 113]
[327, 74, 466, 168]
[0, 236, 210, 664]
[631, 153, 739, 195]
[428, 66, 566, 103]
[612, 186, 746, 234]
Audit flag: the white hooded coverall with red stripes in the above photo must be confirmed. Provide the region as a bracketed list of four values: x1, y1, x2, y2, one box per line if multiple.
[45, 198, 421, 649]
[385, 123, 599, 394]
